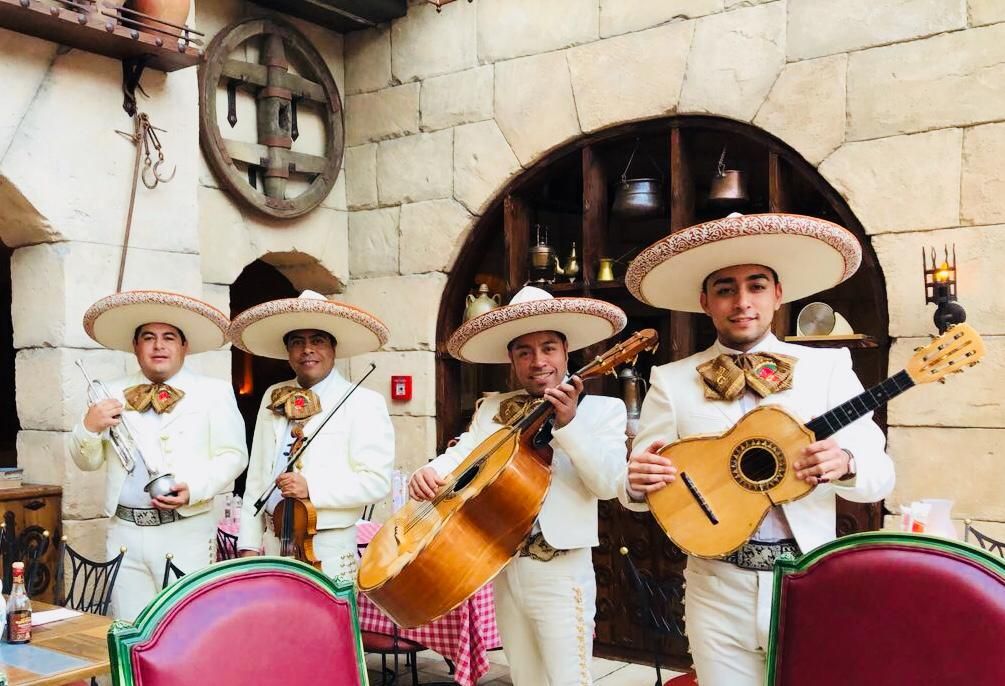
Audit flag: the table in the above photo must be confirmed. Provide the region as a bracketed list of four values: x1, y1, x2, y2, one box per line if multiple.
[0, 602, 113, 686]
[357, 522, 502, 686]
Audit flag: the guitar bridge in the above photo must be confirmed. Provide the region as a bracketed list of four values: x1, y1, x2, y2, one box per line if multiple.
[682, 472, 719, 525]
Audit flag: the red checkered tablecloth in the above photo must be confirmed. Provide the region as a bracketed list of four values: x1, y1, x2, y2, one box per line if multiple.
[357, 522, 502, 686]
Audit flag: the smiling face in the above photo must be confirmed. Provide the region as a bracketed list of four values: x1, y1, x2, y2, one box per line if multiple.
[133, 323, 188, 383]
[699, 264, 783, 351]
[507, 330, 569, 397]
[285, 329, 336, 389]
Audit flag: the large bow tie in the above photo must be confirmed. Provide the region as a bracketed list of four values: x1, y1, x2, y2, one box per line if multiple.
[697, 352, 797, 401]
[493, 394, 545, 427]
[123, 383, 185, 414]
[269, 386, 322, 421]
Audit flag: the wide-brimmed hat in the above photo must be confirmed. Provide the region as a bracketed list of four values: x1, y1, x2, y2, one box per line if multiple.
[625, 213, 862, 312]
[229, 290, 389, 360]
[447, 286, 627, 364]
[83, 290, 230, 354]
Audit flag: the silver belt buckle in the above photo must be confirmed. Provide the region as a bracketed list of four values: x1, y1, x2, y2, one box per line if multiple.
[134, 508, 162, 526]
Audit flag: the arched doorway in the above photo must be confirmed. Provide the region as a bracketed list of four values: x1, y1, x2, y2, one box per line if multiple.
[229, 260, 299, 494]
[435, 116, 889, 666]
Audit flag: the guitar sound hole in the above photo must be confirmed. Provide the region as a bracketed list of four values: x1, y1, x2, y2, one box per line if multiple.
[740, 447, 777, 482]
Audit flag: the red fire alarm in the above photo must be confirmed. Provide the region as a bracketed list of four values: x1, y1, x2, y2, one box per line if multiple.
[391, 375, 412, 401]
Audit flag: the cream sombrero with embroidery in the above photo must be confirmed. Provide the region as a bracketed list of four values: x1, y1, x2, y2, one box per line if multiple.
[83, 290, 230, 354]
[447, 286, 627, 364]
[229, 290, 388, 360]
[626, 213, 862, 312]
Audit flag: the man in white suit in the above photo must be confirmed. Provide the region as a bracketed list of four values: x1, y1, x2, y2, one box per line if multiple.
[71, 291, 249, 620]
[619, 214, 895, 685]
[410, 286, 629, 686]
[232, 291, 393, 583]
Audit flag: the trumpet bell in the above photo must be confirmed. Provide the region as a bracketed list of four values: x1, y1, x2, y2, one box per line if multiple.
[145, 473, 180, 499]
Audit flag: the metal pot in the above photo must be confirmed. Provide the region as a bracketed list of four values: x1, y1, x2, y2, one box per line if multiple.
[612, 178, 664, 218]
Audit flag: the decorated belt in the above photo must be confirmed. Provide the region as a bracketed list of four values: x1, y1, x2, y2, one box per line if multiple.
[722, 539, 800, 572]
[517, 532, 569, 562]
[115, 505, 181, 527]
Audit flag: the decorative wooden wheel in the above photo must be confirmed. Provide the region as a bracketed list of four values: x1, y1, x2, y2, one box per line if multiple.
[199, 17, 344, 219]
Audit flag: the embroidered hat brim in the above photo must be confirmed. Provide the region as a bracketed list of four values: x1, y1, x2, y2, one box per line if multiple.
[625, 213, 862, 313]
[447, 297, 627, 364]
[83, 290, 230, 354]
[229, 297, 389, 360]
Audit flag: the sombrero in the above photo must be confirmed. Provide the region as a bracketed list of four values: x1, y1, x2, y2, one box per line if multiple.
[229, 290, 389, 360]
[625, 213, 862, 312]
[83, 290, 229, 354]
[447, 286, 627, 364]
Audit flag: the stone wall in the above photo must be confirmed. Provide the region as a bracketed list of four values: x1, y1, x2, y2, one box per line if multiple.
[340, 0, 1005, 532]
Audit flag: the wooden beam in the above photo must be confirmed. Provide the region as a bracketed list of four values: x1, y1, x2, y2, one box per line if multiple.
[669, 127, 696, 360]
[503, 194, 531, 297]
[582, 145, 608, 291]
[768, 152, 792, 339]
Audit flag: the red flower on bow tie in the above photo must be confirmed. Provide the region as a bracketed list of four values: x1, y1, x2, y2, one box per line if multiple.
[158, 390, 170, 401]
[294, 397, 305, 408]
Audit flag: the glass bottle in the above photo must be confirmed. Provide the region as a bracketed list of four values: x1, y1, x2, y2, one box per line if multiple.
[6, 561, 31, 644]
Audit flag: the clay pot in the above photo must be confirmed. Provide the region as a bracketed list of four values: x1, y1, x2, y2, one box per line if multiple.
[132, 0, 190, 26]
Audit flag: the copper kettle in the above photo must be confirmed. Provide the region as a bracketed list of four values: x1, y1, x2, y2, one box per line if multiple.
[708, 146, 748, 206]
[612, 139, 664, 218]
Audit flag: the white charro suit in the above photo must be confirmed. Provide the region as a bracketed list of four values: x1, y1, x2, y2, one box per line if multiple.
[238, 370, 394, 582]
[426, 391, 628, 686]
[70, 367, 248, 620]
[618, 334, 895, 685]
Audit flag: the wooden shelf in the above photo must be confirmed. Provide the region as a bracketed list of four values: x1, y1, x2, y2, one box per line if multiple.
[784, 334, 879, 349]
[546, 279, 625, 294]
[0, 0, 202, 72]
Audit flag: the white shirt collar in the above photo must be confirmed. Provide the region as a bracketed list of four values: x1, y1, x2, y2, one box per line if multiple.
[713, 332, 782, 356]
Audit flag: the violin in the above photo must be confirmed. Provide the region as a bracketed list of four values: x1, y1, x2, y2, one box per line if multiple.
[273, 491, 322, 571]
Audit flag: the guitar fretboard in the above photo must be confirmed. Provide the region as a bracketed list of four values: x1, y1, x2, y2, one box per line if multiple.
[804, 370, 914, 440]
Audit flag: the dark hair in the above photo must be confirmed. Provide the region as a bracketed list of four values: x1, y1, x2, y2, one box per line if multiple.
[133, 324, 186, 344]
[283, 330, 337, 348]
[506, 330, 568, 352]
[702, 266, 780, 293]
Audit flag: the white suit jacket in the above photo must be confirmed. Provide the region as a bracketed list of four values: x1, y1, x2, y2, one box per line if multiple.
[70, 368, 249, 519]
[426, 391, 628, 550]
[238, 370, 394, 551]
[618, 334, 895, 555]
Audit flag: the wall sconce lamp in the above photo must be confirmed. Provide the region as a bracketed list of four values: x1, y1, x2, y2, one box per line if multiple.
[923, 244, 966, 334]
[426, 0, 473, 11]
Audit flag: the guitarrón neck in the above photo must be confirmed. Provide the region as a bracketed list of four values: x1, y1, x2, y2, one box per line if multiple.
[804, 370, 914, 440]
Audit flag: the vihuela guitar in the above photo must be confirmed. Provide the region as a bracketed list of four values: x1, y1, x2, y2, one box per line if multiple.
[358, 329, 659, 628]
[647, 323, 985, 559]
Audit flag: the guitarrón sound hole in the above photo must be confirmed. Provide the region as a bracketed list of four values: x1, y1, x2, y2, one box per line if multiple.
[739, 447, 778, 482]
[452, 464, 480, 493]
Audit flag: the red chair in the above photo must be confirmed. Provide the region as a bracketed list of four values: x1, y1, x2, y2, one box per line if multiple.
[108, 556, 366, 686]
[766, 531, 1005, 685]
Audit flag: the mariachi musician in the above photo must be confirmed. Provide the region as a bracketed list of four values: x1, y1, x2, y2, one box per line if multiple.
[70, 291, 249, 620]
[618, 213, 895, 685]
[409, 286, 629, 686]
[232, 290, 394, 583]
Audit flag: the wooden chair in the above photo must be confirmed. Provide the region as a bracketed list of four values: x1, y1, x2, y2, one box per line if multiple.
[766, 531, 1005, 685]
[109, 557, 367, 686]
[619, 545, 687, 686]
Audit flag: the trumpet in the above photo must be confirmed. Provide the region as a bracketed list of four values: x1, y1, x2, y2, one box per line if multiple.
[74, 360, 180, 499]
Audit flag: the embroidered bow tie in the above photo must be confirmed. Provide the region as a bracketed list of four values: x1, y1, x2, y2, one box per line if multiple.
[123, 383, 185, 414]
[269, 386, 322, 421]
[493, 394, 545, 427]
[697, 352, 797, 401]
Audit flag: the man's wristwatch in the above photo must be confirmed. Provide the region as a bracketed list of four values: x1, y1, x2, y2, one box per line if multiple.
[839, 449, 856, 481]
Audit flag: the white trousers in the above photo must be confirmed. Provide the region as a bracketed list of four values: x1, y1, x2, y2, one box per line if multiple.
[263, 525, 358, 584]
[108, 513, 217, 621]
[493, 547, 596, 686]
[683, 556, 774, 686]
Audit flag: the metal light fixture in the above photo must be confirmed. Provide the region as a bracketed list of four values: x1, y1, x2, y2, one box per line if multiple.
[923, 244, 966, 334]
[425, 0, 474, 11]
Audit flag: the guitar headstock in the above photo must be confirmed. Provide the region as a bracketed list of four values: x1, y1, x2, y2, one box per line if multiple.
[578, 329, 659, 380]
[906, 324, 985, 385]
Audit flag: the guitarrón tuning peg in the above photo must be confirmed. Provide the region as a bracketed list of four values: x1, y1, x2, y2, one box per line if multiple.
[938, 377, 947, 384]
